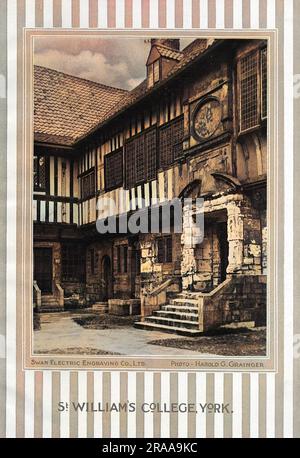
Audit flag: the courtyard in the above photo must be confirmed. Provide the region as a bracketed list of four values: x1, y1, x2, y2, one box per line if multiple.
[33, 311, 266, 357]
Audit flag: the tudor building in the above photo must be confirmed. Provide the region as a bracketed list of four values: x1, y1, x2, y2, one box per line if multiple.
[33, 38, 267, 334]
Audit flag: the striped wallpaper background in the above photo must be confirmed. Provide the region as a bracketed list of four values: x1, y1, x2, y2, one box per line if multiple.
[4, 0, 296, 438]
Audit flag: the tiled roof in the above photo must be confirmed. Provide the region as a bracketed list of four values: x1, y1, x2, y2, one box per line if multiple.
[34, 39, 215, 146]
[34, 65, 128, 146]
[167, 39, 210, 76]
[155, 45, 183, 61]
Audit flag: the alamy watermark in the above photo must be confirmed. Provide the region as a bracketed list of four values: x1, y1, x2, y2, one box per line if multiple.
[96, 195, 204, 247]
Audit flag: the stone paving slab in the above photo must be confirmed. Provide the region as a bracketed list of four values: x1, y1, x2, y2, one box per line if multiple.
[33, 312, 215, 356]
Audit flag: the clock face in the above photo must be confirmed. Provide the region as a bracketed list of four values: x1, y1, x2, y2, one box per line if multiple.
[193, 99, 222, 140]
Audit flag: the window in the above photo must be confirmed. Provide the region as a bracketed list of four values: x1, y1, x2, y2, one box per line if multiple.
[147, 64, 154, 88]
[147, 60, 160, 88]
[116, 245, 128, 273]
[81, 168, 95, 200]
[157, 236, 173, 263]
[125, 140, 136, 190]
[90, 248, 95, 275]
[133, 248, 141, 275]
[117, 246, 121, 273]
[153, 60, 160, 83]
[61, 244, 84, 282]
[125, 128, 157, 189]
[34, 156, 47, 192]
[123, 246, 128, 273]
[159, 116, 184, 168]
[104, 148, 123, 191]
[261, 47, 267, 119]
[135, 135, 145, 183]
[146, 128, 158, 181]
[238, 47, 267, 133]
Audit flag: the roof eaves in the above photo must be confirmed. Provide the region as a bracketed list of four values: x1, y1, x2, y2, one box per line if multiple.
[75, 39, 224, 145]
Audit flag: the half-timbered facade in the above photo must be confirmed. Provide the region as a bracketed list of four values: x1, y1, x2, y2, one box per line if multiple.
[33, 38, 267, 334]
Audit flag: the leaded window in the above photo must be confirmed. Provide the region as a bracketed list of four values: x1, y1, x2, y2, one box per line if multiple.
[104, 148, 123, 191]
[146, 128, 157, 181]
[125, 140, 136, 189]
[239, 51, 259, 131]
[159, 116, 184, 168]
[90, 248, 95, 275]
[261, 47, 267, 119]
[154, 60, 160, 83]
[125, 128, 157, 189]
[147, 60, 160, 88]
[117, 246, 121, 273]
[81, 168, 95, 199]
[157, 236, 173, 263]
[34, 156, 47, 192]
[123, 246, 128, 273]
[238, 46, 268, 133]
[116, 245, 128, 273]
[61, 244, 85, 282]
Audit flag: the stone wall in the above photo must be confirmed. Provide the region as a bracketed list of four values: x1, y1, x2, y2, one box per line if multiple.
[242, 204, 262, 274]
[199, 274, 267, 331]
[63, 282, 86, 308]
[140, 233, 181, 296]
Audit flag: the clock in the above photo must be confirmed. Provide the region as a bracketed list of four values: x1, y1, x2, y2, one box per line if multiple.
[192, 97, 222, 141]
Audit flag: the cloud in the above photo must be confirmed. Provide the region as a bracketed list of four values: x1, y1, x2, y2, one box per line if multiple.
[34, 37, 149, 89]
[34, 36, 194, 90]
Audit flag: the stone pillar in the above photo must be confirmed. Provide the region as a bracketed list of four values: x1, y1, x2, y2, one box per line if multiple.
[227, 201, 244, 274]
[180, 202, 202, 290]
[140, 235, 160, 294]
[261, 210, 267, 275]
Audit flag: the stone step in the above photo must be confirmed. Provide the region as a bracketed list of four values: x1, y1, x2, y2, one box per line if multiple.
[38, 306, 64, 313]
[93, 302, 109, 313]
[153, 310, 198, 321]
[162, 305, 199, 313]
[144, 315, 199, 330]
[169, 298, 199, 307]
[134, 321, 202, 337]
[40, 294, 62, 312]
[176, 292, 205, 299]
[41, 296, 58, 302]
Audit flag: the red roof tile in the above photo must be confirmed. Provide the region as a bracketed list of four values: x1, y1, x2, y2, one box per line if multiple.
[34, 65, 128, 146]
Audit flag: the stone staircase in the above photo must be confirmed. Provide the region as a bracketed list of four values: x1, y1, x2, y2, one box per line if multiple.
[92, 302, 109, 313]
[135, 275, 267, 336]
[134, 294, 202, 336]
[40, 294, 63, 312]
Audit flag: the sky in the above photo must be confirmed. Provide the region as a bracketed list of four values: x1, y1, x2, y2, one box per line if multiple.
[34, 36, 193, 90]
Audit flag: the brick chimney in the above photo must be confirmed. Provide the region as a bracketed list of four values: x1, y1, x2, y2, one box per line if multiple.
[150, 38, 180, 50]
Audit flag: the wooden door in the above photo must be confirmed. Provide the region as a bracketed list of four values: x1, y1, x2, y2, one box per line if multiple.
[34, 248, 52, 293]
[217, 222, 229, 282]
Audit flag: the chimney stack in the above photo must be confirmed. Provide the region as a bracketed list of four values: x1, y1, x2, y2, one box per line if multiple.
[150, 38, 180, 50]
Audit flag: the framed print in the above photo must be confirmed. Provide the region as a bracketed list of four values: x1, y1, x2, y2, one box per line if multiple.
[0, 0, 299, 440]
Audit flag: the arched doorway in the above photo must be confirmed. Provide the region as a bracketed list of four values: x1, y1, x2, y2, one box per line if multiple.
[102, 255, 112, 300]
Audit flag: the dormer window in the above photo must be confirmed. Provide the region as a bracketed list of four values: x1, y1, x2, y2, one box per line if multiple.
[147, 59, 160, 88]
[146, 39, 183, 89]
